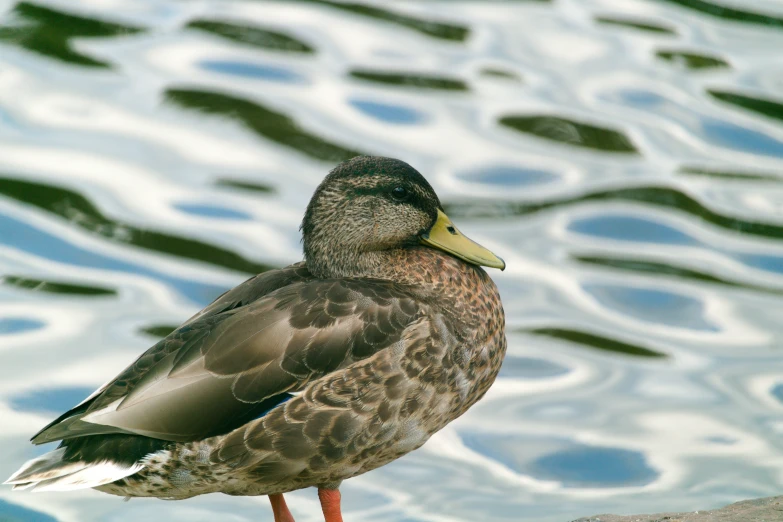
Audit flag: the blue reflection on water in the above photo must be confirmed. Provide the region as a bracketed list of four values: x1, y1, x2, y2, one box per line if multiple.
[615, 89, 666, 109]
[0, 499, 57, 522]
[173, 203, 252, 220]
[584, 284, 717, 331]
[199, 60, 304, 83]
[11, 387, 94, 413]
[702, 118, 783, 159]
[738, 253, 783, 275]
[771, 383, 783, 404]
[0, 318, 45, 335]
[457, 165, 558, 187]
[532, 445, 657, 487]
[0, 213, 225, 306]
[608, 89, 783, 159]
[499, 356, 570, 379]
[349, 99, 424, 124]
[462, 434, 657, 487]
[705, 436, 737, 445]
[569, 215, 697, 245]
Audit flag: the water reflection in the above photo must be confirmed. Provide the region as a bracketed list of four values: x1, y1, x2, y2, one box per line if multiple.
[0, 318, 45, 334]
[702, 117, 783, 159]
[0, 212, 224, 304]
[199, 60, 306, 83]
[0, 499, 55, 522]
[0, 176, 273, 275]
[461, 434, 658, 488]
[498, 356, 571, 378]
[10, 387, 93, 413]
[0, 2, 143, 68]
[186, 19, 315, 53]
[772, 384, 783, 404]
[173, 203, 253, 220]
[525, 327, 667, 358]
[709, 90, 783, 123]
[595, 16, 677, 35]
[2, 276, 116, 296]
[678, 166, 782, 182]
[499, 115, 639, 153]
[583, 283, 717, 331]
[349, 99, 425, 124]
[349, 70, 469, 91]
[447, 186, 783, 241]
[569, 215, 696, 245]
[532, 445, 657, 487]
[214, 179, 276, 194]
[656, 0, 783, 28]
[2, 0, 783, 520]
[656, 50, 730, 70]
[573, 255, 783, 296]
[139, 325, 179, 338]
[456, 165, 559, 188]
[165, 88, 364, 161]
[302, 0, 470, 41]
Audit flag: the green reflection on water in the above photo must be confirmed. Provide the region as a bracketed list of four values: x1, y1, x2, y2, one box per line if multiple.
[187, 19, 314, 53]
[301, 0, 469, 41]
[349, 69, 469, 91]
[656, 0, 783, 28]
[165, 88, 365, 162]
[595, 16, 677, 35]
[657, 50, 729, 70]
[140, 324, 179, 338]
[0, 177, 273, 274]
[679, 166, 782, 182]
[479, 68, 522, 81]
[709, 90, 783, 123]
[215, 179, 276, 194]
[524, 327, 667, 358]
[444, 186, 783, 239]
[574, 255, 783, 296]
[0, 2, 143, 68]
[2, 276, 116, 296]
[499, 115, 639, 154]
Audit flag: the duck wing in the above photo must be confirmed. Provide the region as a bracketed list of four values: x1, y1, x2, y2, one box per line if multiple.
[31, 274, 421, 444]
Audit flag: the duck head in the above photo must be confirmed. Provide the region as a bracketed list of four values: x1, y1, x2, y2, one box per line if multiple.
[301, 156, 505, 278]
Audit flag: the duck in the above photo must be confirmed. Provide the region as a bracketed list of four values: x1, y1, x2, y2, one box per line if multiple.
[5, 156, 507, 522]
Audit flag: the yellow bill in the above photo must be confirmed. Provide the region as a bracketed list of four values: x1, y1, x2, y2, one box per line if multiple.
[420, 209, 505, 270]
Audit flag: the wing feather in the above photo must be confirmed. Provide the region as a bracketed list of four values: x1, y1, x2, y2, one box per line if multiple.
[32, 273, 421, 444]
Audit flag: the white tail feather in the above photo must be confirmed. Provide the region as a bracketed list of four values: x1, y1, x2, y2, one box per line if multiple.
[5, 448, 144, 492]
[29, 461, 144, 492]
[4, 448, 74, 484]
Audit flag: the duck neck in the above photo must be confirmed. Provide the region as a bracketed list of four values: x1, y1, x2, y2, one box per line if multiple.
[304, 245, 398, 280]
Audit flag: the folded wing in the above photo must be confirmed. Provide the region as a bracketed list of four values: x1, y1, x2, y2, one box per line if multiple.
[32, 277, 421, 443]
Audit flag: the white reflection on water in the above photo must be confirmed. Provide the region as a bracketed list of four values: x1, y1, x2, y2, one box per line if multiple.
[1, 0, 783, 521]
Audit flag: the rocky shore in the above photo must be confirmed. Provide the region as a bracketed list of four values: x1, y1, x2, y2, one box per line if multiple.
[571, 495, 783, 522]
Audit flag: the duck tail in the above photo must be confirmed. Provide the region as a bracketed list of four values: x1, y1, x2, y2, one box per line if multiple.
[4, 447, 144, 492]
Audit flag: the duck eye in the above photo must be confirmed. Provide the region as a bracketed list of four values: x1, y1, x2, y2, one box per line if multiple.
[391, 186, 408, 201]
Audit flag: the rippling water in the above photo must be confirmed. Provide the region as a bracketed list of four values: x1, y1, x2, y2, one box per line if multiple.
[2, 0, 783, 521]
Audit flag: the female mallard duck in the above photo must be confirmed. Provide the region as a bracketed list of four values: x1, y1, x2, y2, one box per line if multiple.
[6, 156, 506, 521]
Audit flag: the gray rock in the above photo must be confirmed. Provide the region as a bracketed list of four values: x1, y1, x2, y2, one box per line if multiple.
[570, 495, 783, 522]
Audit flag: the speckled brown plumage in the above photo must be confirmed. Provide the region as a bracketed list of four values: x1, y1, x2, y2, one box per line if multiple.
[7, 156, 506, 519]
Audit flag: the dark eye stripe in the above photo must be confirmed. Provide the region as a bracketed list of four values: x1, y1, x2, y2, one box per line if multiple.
[349, 183, 433, 212]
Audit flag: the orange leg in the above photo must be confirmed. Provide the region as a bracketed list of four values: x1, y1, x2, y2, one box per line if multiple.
[269, 493, 295, 522]
[318, 488, 344, 522]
